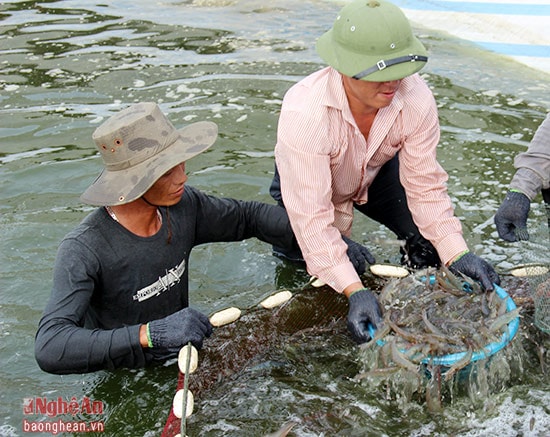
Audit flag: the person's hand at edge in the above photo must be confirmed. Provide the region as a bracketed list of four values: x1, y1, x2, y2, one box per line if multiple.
[494, 190, 530, 241]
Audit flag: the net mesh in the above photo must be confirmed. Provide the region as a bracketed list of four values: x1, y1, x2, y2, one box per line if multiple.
[519, 204, 550, 333]
[159, 263, 542, 435]
[526, 267, 550, 333]
[161, 286, 350, 437]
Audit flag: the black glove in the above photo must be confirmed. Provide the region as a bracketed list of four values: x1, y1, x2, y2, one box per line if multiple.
[494, 191, 530, 241]
[347, 288, 383, 344]
[448, 251, 500, 291]
[147, 307, 213, 359]
[342, 236, 376, 276]
[401, 237, 441, 269]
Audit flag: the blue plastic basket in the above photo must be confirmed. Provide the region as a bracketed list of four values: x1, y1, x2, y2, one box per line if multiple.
[368, 282, 520, 367]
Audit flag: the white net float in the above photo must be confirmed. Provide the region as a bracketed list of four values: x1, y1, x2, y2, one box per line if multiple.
[370, 264, 410, 278]
[260, 290, 292, 309]
[172, 389, 194, 419]
[178, 344, 198, 375]
[209, 307, 242, 327]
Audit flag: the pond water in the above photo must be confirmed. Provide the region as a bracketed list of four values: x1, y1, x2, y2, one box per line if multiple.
[1, 0, 549, 436]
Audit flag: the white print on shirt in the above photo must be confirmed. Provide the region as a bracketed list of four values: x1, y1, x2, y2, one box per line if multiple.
[132, 259, 186, 302]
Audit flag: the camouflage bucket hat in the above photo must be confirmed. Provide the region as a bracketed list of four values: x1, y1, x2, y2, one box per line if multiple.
[316, 0, 428, 82]
[80, 102, 217, 206]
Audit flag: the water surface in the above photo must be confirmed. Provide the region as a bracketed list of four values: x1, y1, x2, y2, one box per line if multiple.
[1, 0, 549, 436]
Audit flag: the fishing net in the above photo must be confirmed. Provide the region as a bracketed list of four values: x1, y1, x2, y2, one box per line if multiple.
[362, 268, 519, 370]
[161, 285, 350, 437]
[533, 201, 550, 333]
[160, 267, 522, 434]
[533, 275, 550, 333]
[514, 203, 550, 334]
[352, 268, 522, 414]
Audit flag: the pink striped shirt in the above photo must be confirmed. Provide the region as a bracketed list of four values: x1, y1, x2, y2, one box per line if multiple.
[274, 67, 468, 292]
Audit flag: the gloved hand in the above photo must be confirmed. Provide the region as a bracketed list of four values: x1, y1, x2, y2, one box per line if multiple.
[342, 236, 376, 276]
[347, 288, 383, 344]
[494, 191, 530, 241]
[401, 237, 441, 269]
[147, 307, 212, 359]
[448, 251, 500, 291]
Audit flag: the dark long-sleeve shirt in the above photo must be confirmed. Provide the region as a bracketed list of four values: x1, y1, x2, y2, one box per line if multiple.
[35, 186, 295, 374]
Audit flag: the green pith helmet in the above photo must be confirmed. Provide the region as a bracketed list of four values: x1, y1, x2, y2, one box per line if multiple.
[316, 0, 428, 82]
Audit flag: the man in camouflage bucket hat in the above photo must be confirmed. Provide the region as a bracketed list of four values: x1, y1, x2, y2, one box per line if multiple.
[35, 102, 298, 374]
[269, 0, 500, 344]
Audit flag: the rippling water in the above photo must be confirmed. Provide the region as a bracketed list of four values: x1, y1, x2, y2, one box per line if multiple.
[1, 0, 549, 436]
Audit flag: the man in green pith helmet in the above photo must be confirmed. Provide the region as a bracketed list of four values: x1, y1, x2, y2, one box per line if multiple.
[269, 0, 500, 343]
[495, 113, 550, 241]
